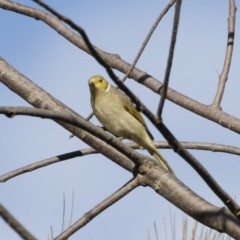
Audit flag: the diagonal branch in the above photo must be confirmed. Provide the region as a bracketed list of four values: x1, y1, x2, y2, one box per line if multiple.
[141, 164, 240, 239]
[157, 121, 240, 220]
[120, 0, 176, 83]
[0, 203, 37, 240]
[1, 141, 240, 182]
[157, 0, 181, 118]
[212, 0, 236, 109]
[0, 148, 97, 182]
[54, 176, 140, 240]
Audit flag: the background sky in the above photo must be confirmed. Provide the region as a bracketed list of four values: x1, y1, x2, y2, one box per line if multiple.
[0, 0, 240, 239]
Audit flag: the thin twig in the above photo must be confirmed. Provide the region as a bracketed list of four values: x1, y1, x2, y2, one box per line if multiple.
[70, 189, 74, 226]
[69, 112, 94, 138]
[85, 112, 94, 121]
[0, 203, 37, 240]
[212, 0, 236, 109]
[61, 193, 65, 232]
[154, 221, 159, 240]
[1, 140, 240, 183]
[0, 148, 97, 182]
[54, 176, 140, 240]
[157, 0, 181, 118]
[121, 0, 176, 83]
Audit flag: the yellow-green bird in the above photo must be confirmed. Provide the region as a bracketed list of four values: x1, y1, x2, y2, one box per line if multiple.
[88, 75, 174, 174]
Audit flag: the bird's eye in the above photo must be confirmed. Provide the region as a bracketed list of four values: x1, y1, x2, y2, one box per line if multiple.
[99, 79, 103, 83]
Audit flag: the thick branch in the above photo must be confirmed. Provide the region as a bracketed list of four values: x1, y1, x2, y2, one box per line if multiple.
[0, 203, 37, 240]
[55, 176, 140, 240]
[140, 163, 240, 239]
[212, 0, 236, 109]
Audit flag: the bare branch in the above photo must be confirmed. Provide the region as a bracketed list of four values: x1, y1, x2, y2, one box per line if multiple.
[54, 176, 140, 240]
[121, 0, 176, 83]
[1, 141, 240, 183]
[0, 148, 97, 182]
[155, 141, 240, 155]
[157, 0, 181, 118]
[212, 0, 236, 109]
[1, 0, 240, 134]
[140, 163, 240, 239]
[157, 121, 240, 220]
[0, 203, 37, 240]
[0, 106, 153, 166]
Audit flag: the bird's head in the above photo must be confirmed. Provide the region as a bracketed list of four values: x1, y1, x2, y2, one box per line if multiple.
[88, 76, 110, 95]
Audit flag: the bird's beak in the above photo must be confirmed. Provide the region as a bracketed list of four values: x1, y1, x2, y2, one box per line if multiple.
[88, 79, 96, 87]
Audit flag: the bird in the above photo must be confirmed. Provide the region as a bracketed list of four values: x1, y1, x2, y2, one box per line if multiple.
[88, 75, 174, 174]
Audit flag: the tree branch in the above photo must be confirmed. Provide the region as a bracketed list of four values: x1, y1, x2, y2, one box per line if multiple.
[1, 141, 240, 183]
[0, 203, 37, 240]
[120, 0, 176, 83]
[212, 0, 236, 109]
[54, 176, 140, 240]
[0, 148, 97, 182]
[157, 0, 181, 118]
[140, 164, 240, 239]
[0, 106, 154, 167]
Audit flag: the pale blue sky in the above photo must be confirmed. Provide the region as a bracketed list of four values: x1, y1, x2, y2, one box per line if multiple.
[1, 0, 239, 239]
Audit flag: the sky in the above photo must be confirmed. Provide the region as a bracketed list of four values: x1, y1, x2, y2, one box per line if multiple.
[0, 0, 240, 239]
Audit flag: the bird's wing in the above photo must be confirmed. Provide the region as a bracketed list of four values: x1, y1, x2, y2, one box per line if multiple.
[112, 86, 154, 140]
[124, 104, 154, 140]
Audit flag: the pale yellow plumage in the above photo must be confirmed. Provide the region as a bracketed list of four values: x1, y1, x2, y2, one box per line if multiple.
[88, 75, 174, 174]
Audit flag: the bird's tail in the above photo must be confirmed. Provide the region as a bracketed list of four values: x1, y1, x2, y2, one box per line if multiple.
[151, 148, 175, 174]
